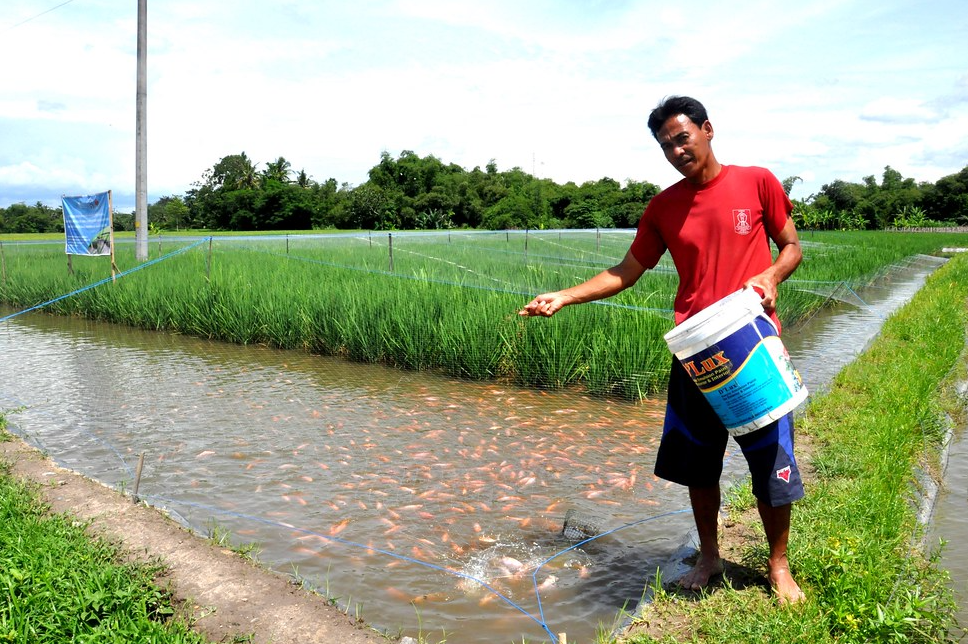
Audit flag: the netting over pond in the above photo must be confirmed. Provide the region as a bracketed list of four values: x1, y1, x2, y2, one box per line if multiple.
[0, 230, 951, 643]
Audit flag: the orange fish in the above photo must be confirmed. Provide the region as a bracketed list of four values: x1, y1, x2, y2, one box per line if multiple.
[329, 519, 350, 535]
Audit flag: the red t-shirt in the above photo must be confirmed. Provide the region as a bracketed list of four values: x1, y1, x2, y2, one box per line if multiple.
[629, 165, 793, 327]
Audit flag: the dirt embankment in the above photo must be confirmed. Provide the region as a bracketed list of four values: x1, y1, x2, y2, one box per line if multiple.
[1, 436, 388, 644]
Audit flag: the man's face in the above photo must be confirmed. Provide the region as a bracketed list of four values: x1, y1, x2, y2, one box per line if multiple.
[656, 114, 714, 182]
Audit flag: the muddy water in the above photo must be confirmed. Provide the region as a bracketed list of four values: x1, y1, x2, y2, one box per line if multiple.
[781, 254, 948, 395]
[0, 256, 950, 644]
[928, 409, 968, 638]
[0, 314, 691, 643]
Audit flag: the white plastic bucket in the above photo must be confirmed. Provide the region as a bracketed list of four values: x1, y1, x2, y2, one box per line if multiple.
[663, 288, 808, 436]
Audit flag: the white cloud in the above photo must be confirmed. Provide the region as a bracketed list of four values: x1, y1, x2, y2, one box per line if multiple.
[1, 0, 966, 211]
[860, 97, 943, 124]
[0, 161, 45, 184]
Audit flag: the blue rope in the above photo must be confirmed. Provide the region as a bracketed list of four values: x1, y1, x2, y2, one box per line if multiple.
[840, 282, 873, 310]
[140, 492, 695, 644]
[0, 238, 210, 323]
[233, 243, 676, 317]
[0, 233, 698, 641]
[531, 508, 693, 638]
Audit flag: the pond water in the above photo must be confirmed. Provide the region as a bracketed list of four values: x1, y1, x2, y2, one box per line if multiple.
[927, 401, 968, 640]
[0, 254, 954, 644]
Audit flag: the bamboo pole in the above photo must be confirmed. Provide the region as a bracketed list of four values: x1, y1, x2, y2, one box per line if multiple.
[0, 241, 6, 288]
[108, 190, 118, 280]
[62, 192, 72, 276]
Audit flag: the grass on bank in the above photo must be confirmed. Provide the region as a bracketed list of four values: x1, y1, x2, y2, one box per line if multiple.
[622, 252, 968, 644]
[0, 425, 210, 644]
[2, 230, 967, 401]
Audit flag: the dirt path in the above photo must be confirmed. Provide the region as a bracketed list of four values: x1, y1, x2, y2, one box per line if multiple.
[1, 435, 388, 644]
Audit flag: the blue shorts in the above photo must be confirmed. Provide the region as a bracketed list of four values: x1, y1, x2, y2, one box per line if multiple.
[654, 358, 805, 507]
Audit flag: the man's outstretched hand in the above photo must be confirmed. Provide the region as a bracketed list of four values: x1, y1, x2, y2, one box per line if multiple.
[518, 292, 576, 317]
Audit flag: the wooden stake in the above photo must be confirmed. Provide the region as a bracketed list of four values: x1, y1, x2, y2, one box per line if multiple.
[132, 452, 145, 503]
[388, 232, 394, 272]
[206, 237, 213, 279]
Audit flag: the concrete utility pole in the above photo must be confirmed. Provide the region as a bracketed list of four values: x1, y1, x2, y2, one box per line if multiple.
[135, 0, 148, 262]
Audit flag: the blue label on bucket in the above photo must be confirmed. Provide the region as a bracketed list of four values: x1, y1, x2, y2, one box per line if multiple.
[679, 316, 804, 430]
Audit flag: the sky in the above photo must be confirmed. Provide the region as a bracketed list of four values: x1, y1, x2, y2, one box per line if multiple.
[1, 0, 967, 212]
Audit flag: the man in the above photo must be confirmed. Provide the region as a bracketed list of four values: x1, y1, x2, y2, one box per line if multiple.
[519, 96, 805, 604]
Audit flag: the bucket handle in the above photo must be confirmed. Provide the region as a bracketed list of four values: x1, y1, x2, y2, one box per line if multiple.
[743, 284, 780, 334]
[745, 283, 766, 300]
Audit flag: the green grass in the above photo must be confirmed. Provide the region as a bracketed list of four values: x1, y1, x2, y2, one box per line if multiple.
[0, 433, 209, 643]
[3, 232, 967, 643]
[621, 251, 968, 644]
[2, 230, 967, 399]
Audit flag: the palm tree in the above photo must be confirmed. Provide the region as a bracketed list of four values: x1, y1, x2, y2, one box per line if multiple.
[262, 157, 292, 184]
[296, 168, 313, 188]
[237, 152, 259, 189]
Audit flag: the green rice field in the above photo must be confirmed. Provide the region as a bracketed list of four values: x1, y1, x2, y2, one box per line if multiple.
[1, 229, 966, 399]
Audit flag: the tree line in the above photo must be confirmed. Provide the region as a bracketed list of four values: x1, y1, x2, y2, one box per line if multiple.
[3, 151, 967, 235]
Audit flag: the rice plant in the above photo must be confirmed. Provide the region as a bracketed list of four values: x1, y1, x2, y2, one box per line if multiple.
[2, 230, 965, 400]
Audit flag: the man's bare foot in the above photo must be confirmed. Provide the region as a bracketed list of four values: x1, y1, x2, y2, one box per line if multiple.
[769, 564, 805, 604]
[676, 554, 724, 591]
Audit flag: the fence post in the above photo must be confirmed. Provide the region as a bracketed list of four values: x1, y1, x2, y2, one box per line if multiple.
[0, 241, 5, 288]
[206, 237, 213, 279]
[388, 232, 394, 272]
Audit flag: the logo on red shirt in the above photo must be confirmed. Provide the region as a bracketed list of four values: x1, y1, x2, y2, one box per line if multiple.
[733, 209, 752, 235]
[776, 465, 792, 483]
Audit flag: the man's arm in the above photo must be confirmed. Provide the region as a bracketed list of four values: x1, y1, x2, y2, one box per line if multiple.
[745, 217, 802, 313]
[519, 249, 647, 317]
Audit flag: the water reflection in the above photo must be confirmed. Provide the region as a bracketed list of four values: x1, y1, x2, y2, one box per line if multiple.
[0, 255, 946, 643]
[927, 410, 968, 638]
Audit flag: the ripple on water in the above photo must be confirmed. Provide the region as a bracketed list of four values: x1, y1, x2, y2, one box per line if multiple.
[0, 259, 950, 643]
